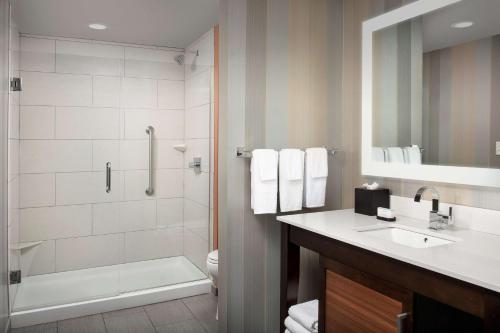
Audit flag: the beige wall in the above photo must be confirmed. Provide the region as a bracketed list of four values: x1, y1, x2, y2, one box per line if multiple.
[219, 0, 500, 332]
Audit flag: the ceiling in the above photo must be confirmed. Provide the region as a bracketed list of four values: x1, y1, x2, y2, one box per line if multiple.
[422, 0, 500, 52]
[12, 0, 219, 49]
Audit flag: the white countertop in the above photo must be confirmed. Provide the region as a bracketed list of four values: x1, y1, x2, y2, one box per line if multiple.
[277, 209, 500, 294]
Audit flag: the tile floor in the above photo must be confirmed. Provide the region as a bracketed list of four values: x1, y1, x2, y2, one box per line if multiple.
[10, 294, 218, 333]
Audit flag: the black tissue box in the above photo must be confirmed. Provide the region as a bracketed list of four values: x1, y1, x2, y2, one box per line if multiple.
[355, 188, 390, 216]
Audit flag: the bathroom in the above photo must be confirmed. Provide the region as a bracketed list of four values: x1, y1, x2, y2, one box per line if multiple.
[3, 0, 500, 332]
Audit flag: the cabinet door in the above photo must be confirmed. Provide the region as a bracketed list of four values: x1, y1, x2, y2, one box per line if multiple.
[325, 268, 411, 333]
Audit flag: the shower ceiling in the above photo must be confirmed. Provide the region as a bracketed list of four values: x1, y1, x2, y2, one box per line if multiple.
[12, 0, 218, 48]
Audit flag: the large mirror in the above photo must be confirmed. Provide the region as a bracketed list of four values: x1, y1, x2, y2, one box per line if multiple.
[362, 0, 500, 187]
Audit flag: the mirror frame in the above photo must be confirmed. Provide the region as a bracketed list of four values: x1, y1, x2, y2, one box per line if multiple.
[361, 0, 500, 188]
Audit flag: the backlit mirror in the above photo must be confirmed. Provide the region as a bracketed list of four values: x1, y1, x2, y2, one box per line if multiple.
[362, 0, 500, 187]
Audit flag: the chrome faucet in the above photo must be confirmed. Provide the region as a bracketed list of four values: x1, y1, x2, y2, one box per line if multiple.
[414, 186, 453, 230]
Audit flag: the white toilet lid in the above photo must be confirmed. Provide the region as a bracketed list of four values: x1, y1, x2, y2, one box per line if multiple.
[207, 250, 218, 263]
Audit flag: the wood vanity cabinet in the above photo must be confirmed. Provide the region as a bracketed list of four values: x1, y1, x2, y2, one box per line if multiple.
[280, 223, 500, 333]
[322, 258, 413, 333]
[320, 255, 486, 333]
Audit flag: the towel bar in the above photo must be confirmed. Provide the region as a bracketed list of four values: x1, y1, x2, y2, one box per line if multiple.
[236, 147, 340, 159]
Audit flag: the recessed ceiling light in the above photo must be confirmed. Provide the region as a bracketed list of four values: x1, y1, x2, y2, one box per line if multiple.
[451, 21, 474, 29]
[89, 23, 107, 30]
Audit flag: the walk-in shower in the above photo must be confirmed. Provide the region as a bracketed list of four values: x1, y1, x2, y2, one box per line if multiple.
[5, 0, 218, 327]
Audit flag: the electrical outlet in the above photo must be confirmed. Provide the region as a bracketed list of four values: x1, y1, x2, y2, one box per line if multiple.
[497, 142, 500, 156]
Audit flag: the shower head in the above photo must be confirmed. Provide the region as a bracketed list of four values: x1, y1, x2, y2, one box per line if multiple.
[174, 54, 185, 65]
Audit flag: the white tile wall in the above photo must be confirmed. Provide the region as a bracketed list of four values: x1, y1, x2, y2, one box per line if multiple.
[56, 40, 124, 76]
[157, 198, 184, 228]
[184, 170, 209, 206]
[185, 69, 210, 109]
[55, 171, 121, 205]
[125, 47, 184, 80]
[55, 107, 120, 139]
[20, 140, 92, 173]
[92, 76, 121, 107]
[19, 205, 92, 241]
[183, 229, 208, 274]
[155, 140, 185, 169]
[92, 202, 120, 235]
[22, 240, 56, 275]
[20, 106, 55, 139]
[121, 77, 157, 109]
[184, 139, 209, 172]
[119, 200, 156, 232]
[124, 109, 184, 139]
[20, 173, 55, 208]
[158, 80, 185, 109]
[16, 33, 214, 275]
[124, 228, 183, 262]
[56, 234, 124, 271]
[92, 140, 120, 171]
[20, 37, 55, 72]
[185, 104, 210, 139]
[21, 71, 92, 106]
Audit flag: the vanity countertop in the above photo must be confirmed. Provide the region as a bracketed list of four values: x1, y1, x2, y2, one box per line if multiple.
[277, 209, 500, 294]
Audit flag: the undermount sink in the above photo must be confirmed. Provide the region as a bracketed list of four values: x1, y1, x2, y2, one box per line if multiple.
[356, 225, 458, 249]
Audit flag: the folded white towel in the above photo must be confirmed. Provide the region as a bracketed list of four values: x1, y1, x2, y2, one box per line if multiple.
[303, 148, 328, 208]
[289, 300, 318, 333]
[285, 317, 312, 333]
[372, 147, 386, 162]
[251, 149, 278, 214]
[285, 330, 292, 333]
[279, 149, 305, 212]
[404, 145, 422, 164]
[386, 147, 405, 164]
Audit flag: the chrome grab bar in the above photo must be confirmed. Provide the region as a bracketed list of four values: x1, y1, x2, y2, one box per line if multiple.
[145, 126, 154, 196]
[106, 162, 111, 193]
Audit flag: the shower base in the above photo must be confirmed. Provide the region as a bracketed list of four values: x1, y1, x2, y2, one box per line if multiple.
[10, 256, 211, 328]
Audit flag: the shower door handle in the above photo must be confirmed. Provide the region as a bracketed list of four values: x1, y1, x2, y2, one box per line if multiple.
[145, 126, 154, 196]
[106, 162, 111, 193]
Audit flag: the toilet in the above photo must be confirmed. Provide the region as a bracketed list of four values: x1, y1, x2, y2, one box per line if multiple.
[206, 250, 219, 288]
[206, 250, 219, 320]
